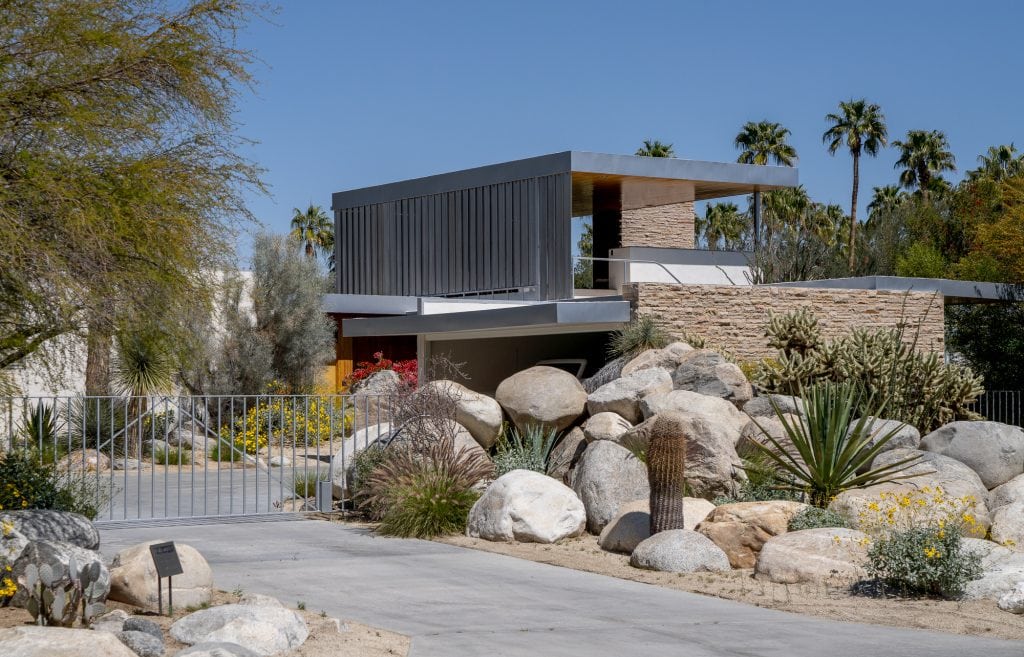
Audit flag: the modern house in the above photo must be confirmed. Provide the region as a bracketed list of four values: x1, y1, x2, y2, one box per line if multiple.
[325, 151, 1005, 393]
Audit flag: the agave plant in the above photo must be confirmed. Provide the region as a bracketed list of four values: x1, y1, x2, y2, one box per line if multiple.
[492, 424, 560, 477]
[746, 381, 921, 507]
[608, 315, 670, 360]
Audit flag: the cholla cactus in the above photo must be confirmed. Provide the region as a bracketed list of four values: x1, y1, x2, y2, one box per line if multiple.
[646, 414, 687, 534]
[765, 307, 821, 357]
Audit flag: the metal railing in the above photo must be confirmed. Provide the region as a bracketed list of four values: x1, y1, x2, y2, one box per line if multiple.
[968, 390, 1023, 427]
[0, 394, 394, 525]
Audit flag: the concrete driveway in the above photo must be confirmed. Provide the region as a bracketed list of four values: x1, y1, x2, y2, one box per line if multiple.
[100, 519, 1023, 657]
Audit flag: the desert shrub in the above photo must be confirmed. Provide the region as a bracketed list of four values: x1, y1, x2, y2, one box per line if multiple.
[788, 506, 848, 531]
[363, 436, 493, 538]
[492, 425, 559, 477]
[219, 396, 345, 455]
[0, 520, 17, 601]
[345, 351, 417, 390]
[755, 307, 983, 432]
[715, 444, 804, 504]
[745, 382, 921, 507]
[292, 470, 328, 498]
[63, 398, 130, 454]
[152, 446, 191, 466]
[351, 445, 389, 518]
[608, 315, 670, 359]
[619, 431, 648, 465]
[0, 450, 111, 519]
[207, 442, 243, 462]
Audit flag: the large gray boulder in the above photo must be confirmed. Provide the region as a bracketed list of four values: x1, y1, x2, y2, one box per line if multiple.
[0, 522, 28, 565]
[169, 596, 308, 657]
[737, 415, 803, 457]
[998, 581, 1024, 613]
[921, 421, 1024, 489]
[990, 502, 1024, 549]
[672, 350, 753, 408]
[0, 509, 99, 550]
[597, 498, 715, 554]
[962, 538, 1024, 600]
[0, 626, 138, 657]
[546, 427, 587, 483]
[570, 441, 649, 534]
[742, 395, 805, 419]
[330, 422, 392, 499]
[496, 366, 587, 432]
[850, 417, 920, 453]
[629, 529, 731, 573]
[640, 389, 747, 437]
[349, 370, 401, 428]
[116, 630, 164, 657]
[467, 470, 586, 543]
[620, 342, 695, 378]
[176, 644, 261, 657]
[586, 368, 672, 423]
[620, 411, 744, 500]
[423, 380, 502, 449]
[582, 412, 632, 443]
[829, 449, 992, 534]
[990, 473, 1024, 511]
[696, 500, 809, 569]
[11, 540, 109, 608]
[581, 356, 626, 394]
[755, 528, 869, 584]
[108, 541, 212, 612]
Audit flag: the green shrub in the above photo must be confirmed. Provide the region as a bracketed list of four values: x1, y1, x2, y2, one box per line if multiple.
[492, 425, 559, 477]
[608, 315, 669, 359]
[0, 450, 111, 519]
[207, 442, 243, 462]
[788, 506, 848, 531]
[865, 526, 981, 598]
[292, 470, 328, 498]
[351, 445, 389, 518]
[152, 446, 191, 466]
[745, 382, 921, 507]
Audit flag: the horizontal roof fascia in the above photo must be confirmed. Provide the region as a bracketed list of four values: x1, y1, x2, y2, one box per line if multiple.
[332, 151, 797, 210]
[768, 276, 1017, 303]
[322, 293, 418, 315]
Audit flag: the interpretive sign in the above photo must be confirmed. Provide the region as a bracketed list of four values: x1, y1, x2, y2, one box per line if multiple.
[149, 541, 184, 614]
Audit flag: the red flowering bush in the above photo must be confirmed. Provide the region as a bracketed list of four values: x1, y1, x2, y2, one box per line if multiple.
[345, 352, 418, 389]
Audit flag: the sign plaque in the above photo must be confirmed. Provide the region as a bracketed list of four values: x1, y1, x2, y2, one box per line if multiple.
[149, 541, 184, 614]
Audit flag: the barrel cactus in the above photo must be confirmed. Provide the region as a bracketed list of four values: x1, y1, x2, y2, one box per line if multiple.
[645, 413, 687, 534]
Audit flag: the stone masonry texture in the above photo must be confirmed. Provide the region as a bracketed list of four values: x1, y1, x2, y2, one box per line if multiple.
[620, 202, 695, 249]
[624, 283, 945, 361]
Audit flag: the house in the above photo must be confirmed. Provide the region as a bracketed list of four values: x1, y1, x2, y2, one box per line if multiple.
[325, 151, 1005, 393]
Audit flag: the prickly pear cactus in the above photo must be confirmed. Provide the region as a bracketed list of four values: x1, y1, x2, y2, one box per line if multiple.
[645, 414, 687, 535]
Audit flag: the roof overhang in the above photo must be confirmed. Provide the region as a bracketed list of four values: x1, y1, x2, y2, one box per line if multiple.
[322, 293, 418, 315]
[332, 151, 798, 212]
[769, 276, 1019, 304]
[341, 299, 630, 341]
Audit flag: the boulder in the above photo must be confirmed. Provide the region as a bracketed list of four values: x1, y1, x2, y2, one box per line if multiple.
[620, 342, 695, 378]
[0, 522, 28, 565]
[998, 581, 1024, 614]
[123, 617, 163, 641]
[962, 538, 1024, 600]
[828, 449, 992, 534]
[91, 609, 130, 634]
[640, 390, 747, 437]
[175, 644, 261, 657]
[620, 412, 744, 500]
[672, 350, 753, 408]
[0, 509, 100, 550]
[582, 412, 632, 443]
[597, 498, 715, 554]
[108, 541, 213, 612]
[424, 380, 502, 449]
[586, 368, 673, 423]
[546, 427, 587, 483]
[330, 423, 392, 499]
[850, 417, 920, 453]
[11, 540, 109, 608]
[990, 474, 1024, 512]
[467, 470, 586, 543]
[755, 528, 870, 584]
[742, 395, 805, 419]
[737, 415, 803, 458]
[921, 421, 1024, 489]
[581, 356, 627, 394]
[496, 366, 587, 432]
[570, 441, 649, 534]
[630, 529, 731, 573]
[55, 449, 111, 472]
[0, 626, 138, 657]
[268, 455, 290, 467]
[117, 630, 165, 657]
[349, 370, 400, 428]
[169, 599, 308, 657]
[991, 502, 1024, 549]
[696, 500, 809, 569]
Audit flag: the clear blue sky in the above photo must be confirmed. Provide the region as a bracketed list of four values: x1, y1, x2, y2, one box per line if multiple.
[233, 0, 1023, 260]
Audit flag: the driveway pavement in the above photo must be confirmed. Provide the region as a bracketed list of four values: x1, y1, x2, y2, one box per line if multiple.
[99, 519, 1023, 657]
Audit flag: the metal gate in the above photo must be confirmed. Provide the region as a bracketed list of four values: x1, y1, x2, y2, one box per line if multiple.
[969, 390, 1023, 427]
[0, 394, 393, 526]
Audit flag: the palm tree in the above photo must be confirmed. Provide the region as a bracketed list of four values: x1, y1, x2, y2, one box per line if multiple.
[697, 202, 745, 250]
[734, 121, 798, 166]
[867, 185, 906, 221]
[892, 130, 956, 194]
[636, 139, 675, 157]
[290, 204, 334, 260]
[968, 144, 1024, 182]
[757, 186, 810, 248]
[823, 99, 888, 268]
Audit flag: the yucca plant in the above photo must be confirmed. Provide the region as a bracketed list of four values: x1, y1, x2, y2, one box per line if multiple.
[608, 315, 670, 359]
[746, 381, 921, 507]
[492, 424, 560, 477]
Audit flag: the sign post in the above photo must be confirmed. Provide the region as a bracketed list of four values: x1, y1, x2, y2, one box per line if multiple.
[149, 541, 184, 615]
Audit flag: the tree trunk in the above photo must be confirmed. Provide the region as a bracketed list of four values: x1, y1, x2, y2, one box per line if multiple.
[84, 317, 112, 395]
[305, 241, 314, 259]
[848, 153, 859, 270]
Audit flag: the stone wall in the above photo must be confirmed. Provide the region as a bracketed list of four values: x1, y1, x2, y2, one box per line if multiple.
[623, 283, 946, 361]
[620, 202, 695, 249]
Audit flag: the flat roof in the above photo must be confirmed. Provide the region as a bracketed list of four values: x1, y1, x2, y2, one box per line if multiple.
[332, 151, 798, 211]
[341, 299, 630, 340]
[769, 276, 1016, 304]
